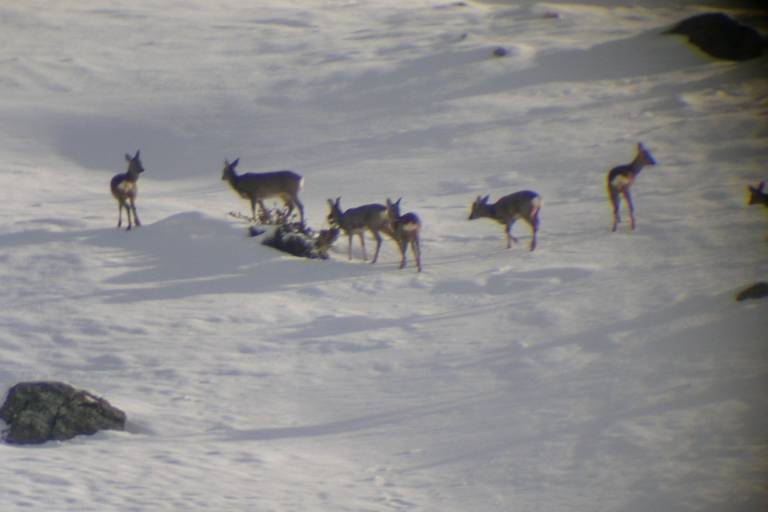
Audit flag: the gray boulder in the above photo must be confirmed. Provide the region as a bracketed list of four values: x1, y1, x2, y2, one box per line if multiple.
[0, 381, 126, 444]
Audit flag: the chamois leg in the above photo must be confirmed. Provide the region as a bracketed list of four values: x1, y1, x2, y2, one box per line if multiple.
[124, 203, 133, 230]
[130, 198, 141, 228]
[505, 221, 518, 249]
[527, 215, 539, 251]
[359, 232, 367, 261]
[117, 202, 124, 228]
[623, 190, 636, 230]
[278, 194, 294, 222]
[609, 188, 621, 232]
[248, 198, 257, 221]
[293, 196, 305, 225]
[371, 230, 382, 264]
[413, 238, 422, 272]
[398, 239, 408, 269]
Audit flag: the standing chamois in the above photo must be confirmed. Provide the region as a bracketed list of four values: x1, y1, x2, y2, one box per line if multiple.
[110, 150, 145, 230]
[606, 142, 657, 232]
[326, 198, 393, 264]
[386, 198, 422, 272]
[221, 158, 305, 225]
[468, 191, 541, 251]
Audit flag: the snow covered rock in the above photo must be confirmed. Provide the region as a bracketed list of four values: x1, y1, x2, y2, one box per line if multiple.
[668, 13, 765, 61]
[0, 382, 126, 445]
[261, 224, 339, 260]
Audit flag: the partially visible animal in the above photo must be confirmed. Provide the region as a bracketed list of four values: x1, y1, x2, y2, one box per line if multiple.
[110, 150, 145, 230]
[606, 142, 657, 232]
[221, 158, 305, 225]
[314, 228, 340, 260]
[747, 181, 768, 207]
[468, 191, 541, 251]
[386, 198, 422, 272]
[326, 198, 392, 263]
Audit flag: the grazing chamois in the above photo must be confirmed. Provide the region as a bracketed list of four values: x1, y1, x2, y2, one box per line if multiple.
[221, 158, 305, 225]
[326, 198, 392, 263]
[607, 142, 657, 231]
[386, 198, 422, 272]
[468, 191, 541, 251]
[110, 150, 145, 230]
[747, 181, 768, 207]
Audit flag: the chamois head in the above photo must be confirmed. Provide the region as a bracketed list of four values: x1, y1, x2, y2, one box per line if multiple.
[125, 150, 145, 177]
[636, 142, 657, 167]
[221, 158, 240, 181]
[748, 181, 767, 206]
[468, 195, 491, 220]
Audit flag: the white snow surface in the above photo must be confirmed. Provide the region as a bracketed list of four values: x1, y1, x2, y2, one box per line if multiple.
[1, 1, 767, 510]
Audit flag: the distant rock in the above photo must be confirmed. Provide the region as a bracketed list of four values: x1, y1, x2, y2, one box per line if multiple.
[434, 1, 467, 8]
[0, 381, 126, 444]
[735, 281, 768, 302]
[667, 12, 765, 61]
[493, 47, 509, 57]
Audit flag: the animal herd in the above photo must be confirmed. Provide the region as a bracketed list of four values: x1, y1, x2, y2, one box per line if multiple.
[110, 143, 766, 273]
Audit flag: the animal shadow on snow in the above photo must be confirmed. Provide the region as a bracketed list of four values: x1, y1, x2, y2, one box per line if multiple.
[0, 212, 369, 303]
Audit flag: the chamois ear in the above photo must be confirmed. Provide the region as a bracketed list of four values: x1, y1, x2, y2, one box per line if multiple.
[482, 194, 490, 203]
[231, 158, 239, 168]
[125, 153, 132, 162]
[759, 181, 765, 192]
[134, 150, 140, 159]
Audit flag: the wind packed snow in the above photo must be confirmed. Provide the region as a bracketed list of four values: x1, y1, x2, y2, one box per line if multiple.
[1, 0, 767, 510]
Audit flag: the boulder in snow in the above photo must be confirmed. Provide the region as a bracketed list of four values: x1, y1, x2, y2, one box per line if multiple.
[735, 281, 768, 302]
[667, 13, 765, 61]
[0, 381, 126, 445]
[261, 224, 339, 260]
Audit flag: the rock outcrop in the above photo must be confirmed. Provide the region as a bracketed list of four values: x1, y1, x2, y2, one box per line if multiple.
[668, 13, 765, 61]
[0, 381, 126, 444]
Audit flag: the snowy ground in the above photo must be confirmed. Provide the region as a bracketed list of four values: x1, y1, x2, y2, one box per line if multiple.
[1, 1, 767, 510]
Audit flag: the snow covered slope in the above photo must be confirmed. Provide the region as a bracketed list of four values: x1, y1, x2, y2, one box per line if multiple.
[1, 1, 766, 510]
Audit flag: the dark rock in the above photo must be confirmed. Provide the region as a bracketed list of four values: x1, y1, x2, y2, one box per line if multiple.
[735, 281, 768, 301]
[248, 226, 266, 237]
[261, 224, 338, 260]
[493, 47, 509, 57]
[435, 1, 467, 8]
[667, 12, 765, 61]
[0, 381, 126, 444]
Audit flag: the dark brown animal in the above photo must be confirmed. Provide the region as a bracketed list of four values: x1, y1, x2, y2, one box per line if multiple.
[326, 198, 392, 263]
[110, 150, 145, 230]
[386, 198, 422, 272]
[468, 191, 541, 251]
[221, 158, 305, 225]
[606, 143, 657, 232]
